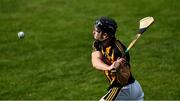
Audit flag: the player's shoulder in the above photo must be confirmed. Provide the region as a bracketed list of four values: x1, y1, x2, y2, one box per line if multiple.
[92, 40, 101, 51]
[115, 40, 130, 62]
[115, 40, 126, 51]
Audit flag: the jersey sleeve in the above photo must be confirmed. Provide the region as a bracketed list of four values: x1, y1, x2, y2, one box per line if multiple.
[115, 40, 130, 63]
[92, 40, 101, 51]
[121, 43, 130, 63]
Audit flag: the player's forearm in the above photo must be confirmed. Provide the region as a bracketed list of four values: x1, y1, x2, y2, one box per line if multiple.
[92, 58, 110, 71]
[91, 51, 110, 71]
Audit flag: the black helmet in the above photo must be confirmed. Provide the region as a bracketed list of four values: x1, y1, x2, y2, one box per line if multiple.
[95, 16, 117, 36]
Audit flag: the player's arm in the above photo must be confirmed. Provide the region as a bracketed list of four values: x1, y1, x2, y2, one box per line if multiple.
[115, 58, 131, 85]
[91, 51, 114, 71]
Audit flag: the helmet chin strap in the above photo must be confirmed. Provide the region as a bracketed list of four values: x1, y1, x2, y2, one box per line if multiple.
[98, 37, 108, 42]
[95, 37, 109, 43]
[97, 32, 109, 42]
[95, 36, 116, 48]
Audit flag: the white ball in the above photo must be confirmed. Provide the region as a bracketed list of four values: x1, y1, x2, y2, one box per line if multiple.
[18, 31, 25, 39]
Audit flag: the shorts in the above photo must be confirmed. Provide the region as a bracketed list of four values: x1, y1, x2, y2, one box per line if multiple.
[100, 80, 144, 101]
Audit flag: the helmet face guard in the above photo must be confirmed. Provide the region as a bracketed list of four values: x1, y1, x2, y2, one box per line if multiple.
[94, 17, 117, 37]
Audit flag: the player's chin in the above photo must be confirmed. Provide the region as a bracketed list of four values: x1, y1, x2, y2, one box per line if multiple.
[94, 36, 99, 40]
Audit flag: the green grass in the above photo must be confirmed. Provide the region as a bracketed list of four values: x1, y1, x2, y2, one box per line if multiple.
[0, 0, 179, 100]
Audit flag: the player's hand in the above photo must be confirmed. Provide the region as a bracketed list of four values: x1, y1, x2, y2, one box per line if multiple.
[116, 58, 126, 68]
[109, 58, 127, 71]
[109, 61, 121, 71]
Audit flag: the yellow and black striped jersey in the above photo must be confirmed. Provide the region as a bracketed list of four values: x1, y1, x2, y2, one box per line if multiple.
[93, 40, 134, 88]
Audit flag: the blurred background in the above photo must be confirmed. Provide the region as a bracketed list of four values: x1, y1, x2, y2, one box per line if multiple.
[0, 0, 179, 100]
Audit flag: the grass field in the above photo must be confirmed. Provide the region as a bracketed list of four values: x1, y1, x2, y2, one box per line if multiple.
[0, 0, 179, 100]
